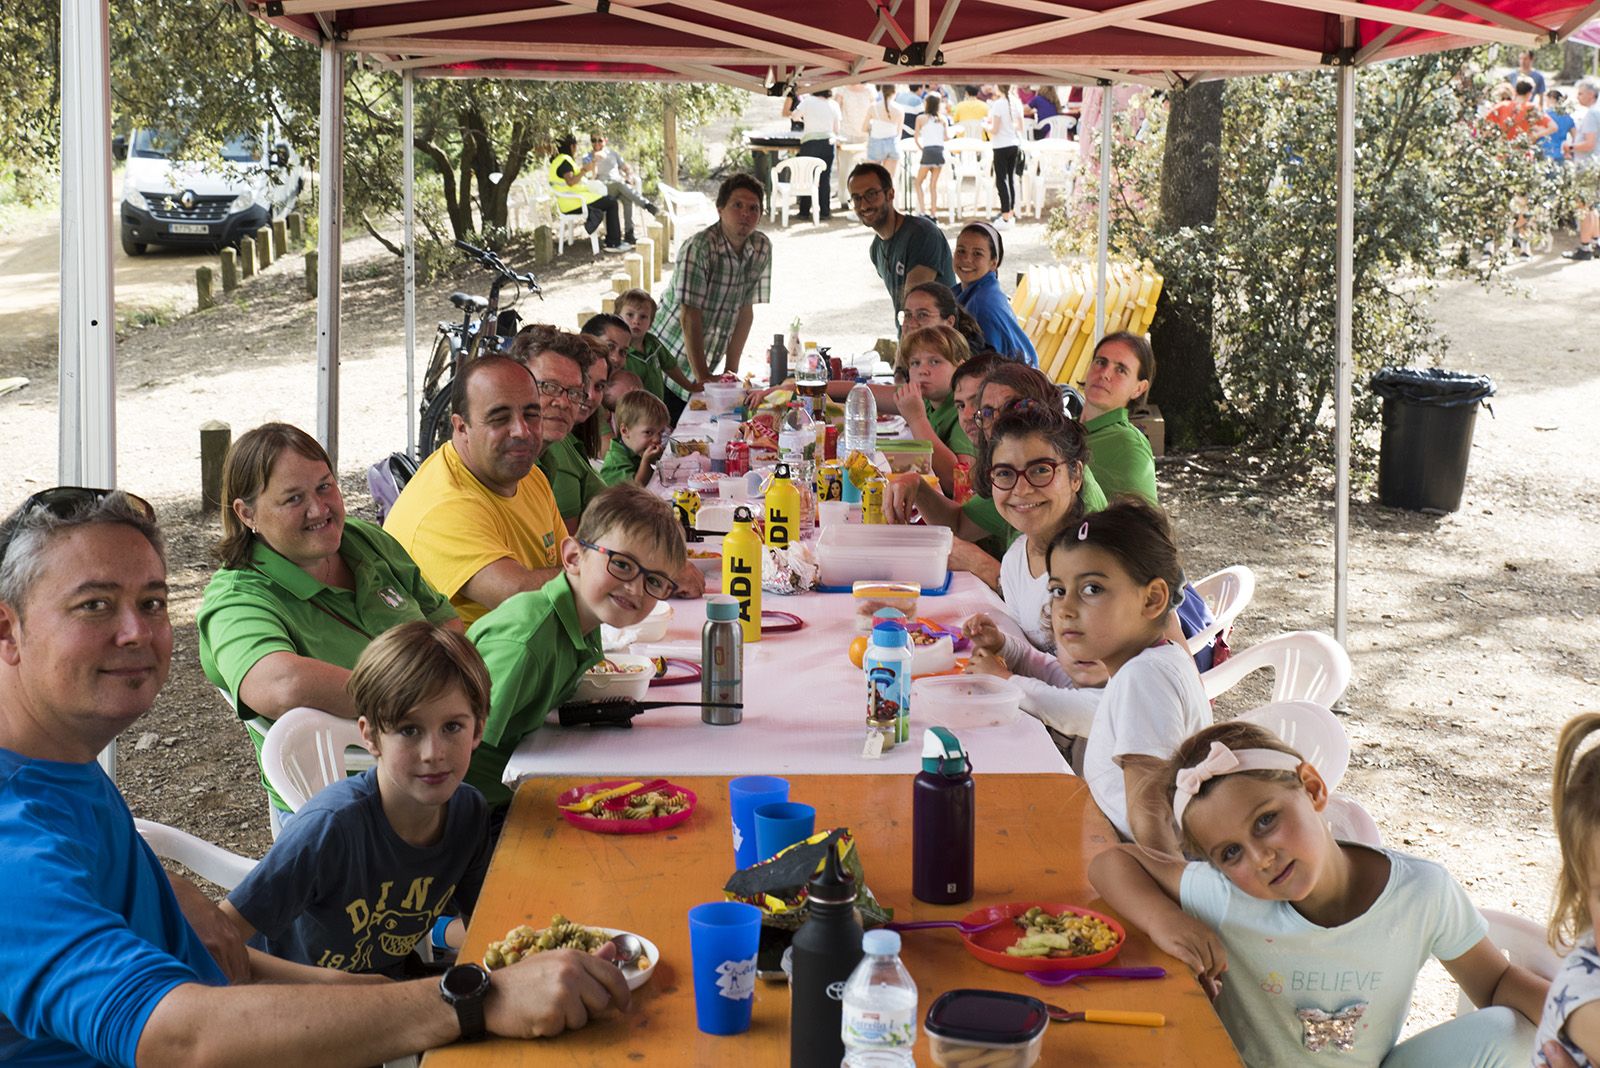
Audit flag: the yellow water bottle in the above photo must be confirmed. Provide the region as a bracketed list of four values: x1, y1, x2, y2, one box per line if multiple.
[722, 504, 763, 644]
[764, 462, 802, 549]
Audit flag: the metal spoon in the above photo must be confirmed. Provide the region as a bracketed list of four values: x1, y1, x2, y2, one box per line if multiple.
[608, 932, 647, 970]
[1046, 1005, 1165, 1027]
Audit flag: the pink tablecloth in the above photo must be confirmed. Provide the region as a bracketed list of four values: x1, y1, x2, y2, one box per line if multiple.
[502, 573, 1070, 785]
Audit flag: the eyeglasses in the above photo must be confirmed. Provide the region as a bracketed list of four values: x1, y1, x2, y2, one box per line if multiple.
[578, 539, 679, 600]
[848, 186, 888, 207]
[974, 396, 1049, 429]
[533, 378, 588, 406]
[987, 459, 1069, 491]
[0, 487, 155, 566]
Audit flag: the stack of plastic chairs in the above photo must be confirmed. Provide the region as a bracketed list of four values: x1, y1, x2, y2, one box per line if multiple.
[1011, 260, 1162, 388]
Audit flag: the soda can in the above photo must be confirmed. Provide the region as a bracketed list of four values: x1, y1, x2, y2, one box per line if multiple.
[672, 489, 701, 530]
[829, 356, 844, 380]
[861, 477, 887, 524]
[725, 441, 751, 477]
[823, 423, 839, 461]
[952, 456, 975, 505]
[816, 461, 843, 502]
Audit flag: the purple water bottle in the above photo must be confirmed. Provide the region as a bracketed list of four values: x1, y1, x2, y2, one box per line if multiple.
[913, 726, 974, 904]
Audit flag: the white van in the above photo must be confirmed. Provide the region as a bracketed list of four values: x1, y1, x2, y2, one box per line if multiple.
[113, 127, 305, 255]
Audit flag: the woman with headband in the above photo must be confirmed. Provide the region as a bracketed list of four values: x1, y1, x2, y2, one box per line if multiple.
[952, 221, 1038, 366]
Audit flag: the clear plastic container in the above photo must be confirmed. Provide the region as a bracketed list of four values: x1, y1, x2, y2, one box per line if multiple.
[817, 524, 952, 589]
[913, 675, 1023, 730]
[571, 653, 654, 702]
[924, 989, 1048, 1068]
[703, 381, 745, 416]
[852, 581, 921, 631]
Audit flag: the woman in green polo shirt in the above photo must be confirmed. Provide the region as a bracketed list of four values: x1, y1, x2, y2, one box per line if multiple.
[197, 423, 461, 823]
[1078, 331, 1158, 504]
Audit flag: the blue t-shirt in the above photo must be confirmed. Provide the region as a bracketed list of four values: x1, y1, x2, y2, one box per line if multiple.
[1543, 110, 1577, 162]
[0, 749, 226, 1067]
[954, 272, 1038, 366]
[1180, 848, 1485, 1068]
[229, 768, 490, 975]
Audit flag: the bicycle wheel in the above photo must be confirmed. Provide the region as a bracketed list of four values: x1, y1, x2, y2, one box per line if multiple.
[418, 381, 455, 461]
[422, 332, 456, 404]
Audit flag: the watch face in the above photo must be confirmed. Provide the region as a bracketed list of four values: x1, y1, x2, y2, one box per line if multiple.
[442, 963, 491, 999]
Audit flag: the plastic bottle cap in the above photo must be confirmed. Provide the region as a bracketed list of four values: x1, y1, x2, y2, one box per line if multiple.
[775, 462, 791, 480]
[921, 725, 968, 775]
[871, 607, 906, 622]
[706, 595, 739, 622]
[862, 929, 901, 956]
[870, 621, 909, 647]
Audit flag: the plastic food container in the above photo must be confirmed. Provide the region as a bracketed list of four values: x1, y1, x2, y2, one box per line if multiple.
[816, 524, 951, 589]
[913, 675, 1023, 729]
[703, 381, 745, 416]
[879, 438, 934, 475]
[571, 653, 654, 702]
[925, 989, 1049, 1068]
[852, 581, 921, 630]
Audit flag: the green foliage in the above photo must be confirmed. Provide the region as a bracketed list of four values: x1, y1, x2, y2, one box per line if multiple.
[1050, 52, 1556, 457]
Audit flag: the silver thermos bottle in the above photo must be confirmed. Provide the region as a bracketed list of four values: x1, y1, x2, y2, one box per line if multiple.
[702, 594, 743, 724]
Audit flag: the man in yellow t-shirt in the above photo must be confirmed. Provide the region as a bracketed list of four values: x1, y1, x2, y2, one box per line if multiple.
[951, 85, 989, 128]
[384, 356, 565, 624]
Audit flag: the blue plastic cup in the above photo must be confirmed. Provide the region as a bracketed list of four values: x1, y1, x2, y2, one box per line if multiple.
[754, 801, 816, 861]
[729, 775, 789, 869]
[688, 901, 762, 1035]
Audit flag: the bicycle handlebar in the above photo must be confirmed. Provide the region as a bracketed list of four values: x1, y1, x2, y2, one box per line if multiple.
[453, 239, 542, 296]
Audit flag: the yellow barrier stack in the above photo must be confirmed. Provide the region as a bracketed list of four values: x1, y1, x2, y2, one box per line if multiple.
[1012, 260, 1163, 389]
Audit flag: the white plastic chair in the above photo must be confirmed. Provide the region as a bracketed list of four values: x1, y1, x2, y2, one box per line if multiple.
[260, 706, 370, 812]
[942, 139, 993, 222]
[656, 180, 717, 257]
[1454, 910, 1563, 1017]
[1236, 700, 1349, 792]
[1027, 139, 1079, 218]
[135, 818, 257, 890]
[769, 156, 826, 227]
[1201, 630, 1351, 707]
[1185, 565, 1258, 655]
[1037, 114, 1077, 139]
[554, 208, 601, 256]
[958, 117, 986, 140]
[1322, 794, 1382, 847]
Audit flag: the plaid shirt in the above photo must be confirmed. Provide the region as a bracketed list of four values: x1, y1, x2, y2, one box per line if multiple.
[651, 222, 771, 399]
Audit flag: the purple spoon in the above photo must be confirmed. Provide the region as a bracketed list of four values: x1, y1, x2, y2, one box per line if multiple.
[1025, 966, 1167, 986]
[884, 918, 1008, 935]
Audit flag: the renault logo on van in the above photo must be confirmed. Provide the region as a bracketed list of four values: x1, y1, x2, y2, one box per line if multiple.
[179, 189, 196, 209]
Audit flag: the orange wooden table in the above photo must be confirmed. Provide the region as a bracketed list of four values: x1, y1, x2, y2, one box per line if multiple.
[422, 774, 1241, 1067]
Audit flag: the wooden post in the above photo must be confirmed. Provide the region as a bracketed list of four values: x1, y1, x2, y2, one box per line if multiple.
[196, 266, 216, 310]
[534, 224, 554, 266]
[239, 238, 256, 279]
[255, 228, 273, 268]
[624, 253, 644, 291]
[220, 247, 239, 292]
[601, 294, 617, 315]
[304, 250, 318, 298]
[286, 211, 303, 244]
[633, 238, 655, 291]
[576, 309, 598, 330]
[199, 420, 231, 514]
[272, 219, 288, 257]
[648, 221, 667, 273]
[611, 272, 631, 295]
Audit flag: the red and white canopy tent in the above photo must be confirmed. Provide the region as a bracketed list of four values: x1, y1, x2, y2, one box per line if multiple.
[60, 0, 1600, 649]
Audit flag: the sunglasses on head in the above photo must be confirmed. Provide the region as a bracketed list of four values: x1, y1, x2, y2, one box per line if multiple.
[0, 487, 155, 567]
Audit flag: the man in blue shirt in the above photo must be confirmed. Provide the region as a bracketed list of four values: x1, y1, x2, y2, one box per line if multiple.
[0, 490, 629, 1066]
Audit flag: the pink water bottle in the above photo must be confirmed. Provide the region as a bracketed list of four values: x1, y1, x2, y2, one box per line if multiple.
[912, 726, 974, 904]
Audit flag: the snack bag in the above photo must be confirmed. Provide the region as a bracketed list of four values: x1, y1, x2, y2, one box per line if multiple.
[723, 828, 893, 929]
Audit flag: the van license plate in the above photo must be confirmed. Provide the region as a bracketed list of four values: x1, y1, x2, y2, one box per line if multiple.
[169, 223, 211, 235]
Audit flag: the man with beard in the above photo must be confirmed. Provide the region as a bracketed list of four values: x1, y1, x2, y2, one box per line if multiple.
[846, 162, 956, 331]
[385, 356, 565, 625]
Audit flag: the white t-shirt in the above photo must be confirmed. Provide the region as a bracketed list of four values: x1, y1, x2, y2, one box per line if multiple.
[793, 95, 841, 142]
[1575, 105, 1600, 170]
[998, 535, 1052, 653]
[1081, 640, 1209, 840]
[1536, 932, 1600, 1067]
[1181, 850, 1487, 1068]
[987, 94, 1023, 149]
[868, 98, 907, 140]
[837, 84, 876, 141]
[917, 114, 948, 147]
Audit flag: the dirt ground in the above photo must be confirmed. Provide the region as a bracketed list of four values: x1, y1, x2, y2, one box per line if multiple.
[3, 166, 1598, 1036]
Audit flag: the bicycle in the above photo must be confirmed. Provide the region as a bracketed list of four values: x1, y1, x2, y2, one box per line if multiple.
[416, 239, 542, 459]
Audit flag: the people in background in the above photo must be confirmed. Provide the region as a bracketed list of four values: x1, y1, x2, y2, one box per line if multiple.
[584, 132, 659, 246]
[614, 289, 695, 401]
[782, 88, 841, 222]
[549, 133, 627, 253]
[1078, 331, 1158, 503]
[1507, 50, 1546, 105]
[914, 92, 950, 219]
[865, 84, 909, 179]
[952, 85, 989, 130]
[985, 84, 1025, 229]
[1562, 79, 1600, 262]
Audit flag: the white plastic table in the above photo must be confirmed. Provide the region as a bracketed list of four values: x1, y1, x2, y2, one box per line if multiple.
[502, 573, 1070, 785]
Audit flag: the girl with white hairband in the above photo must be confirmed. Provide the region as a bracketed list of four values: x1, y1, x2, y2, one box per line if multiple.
[952, 222, 1037, 366]
[1089, 720, 1549, 1068]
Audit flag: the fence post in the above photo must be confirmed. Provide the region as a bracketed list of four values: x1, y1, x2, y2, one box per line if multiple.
[199, 420, 231, 514]
[304, 250, 318, 298]
[647, 221, 666, 274]
[272, 219, 288, 257]
[633, 238, 655, 291]
[255, 228, 273, 268]
[239, 238, 257, 279]
[611, 272, 631, 295]
[601, 294, 617, 315]
[624, 253, 643, 291]
[287, 211, 303, 245]
[534, 224, 554, 266]
[220, 247, 239, 292]
[576, 309, 598, 330]
[196, 266, 216, 310]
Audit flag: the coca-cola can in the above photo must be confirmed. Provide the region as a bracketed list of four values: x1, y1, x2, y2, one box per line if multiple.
[829, 356, 844, 380]
[725, 440, 751, 477]
[824, 423, 839, 461]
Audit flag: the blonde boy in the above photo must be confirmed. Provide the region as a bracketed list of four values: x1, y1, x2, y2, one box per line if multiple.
[601, 389, 670, 487]
[222, 622, 492, 976]
[616, 288, 696, 400]
[465, 485, 687, 807]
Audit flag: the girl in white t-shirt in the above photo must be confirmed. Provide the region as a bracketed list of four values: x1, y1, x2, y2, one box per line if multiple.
[1089, 721, 1547, 1068]
[913, 92, 950, 218]
[866, 84, 907, 175]
[962, 398, 1106, 748]
[1052, 497, 1208, 848]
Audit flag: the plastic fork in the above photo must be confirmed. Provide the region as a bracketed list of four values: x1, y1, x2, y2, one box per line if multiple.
[1045, 1005, 1165, 1027]
[1025, 965, 1167, 986]
[883, 917, 1008, 935]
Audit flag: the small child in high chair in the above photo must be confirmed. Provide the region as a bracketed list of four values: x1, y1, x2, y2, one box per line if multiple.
[1089, 721, 1549, 1068]
[1533, 714, 1600, 1068]
[222, 620, 493, 978]
[600, 389, 669, 487]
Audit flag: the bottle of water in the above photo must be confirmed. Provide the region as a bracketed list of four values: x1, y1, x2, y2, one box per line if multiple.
[843, 382, 877, 458]
[840, 929, 917, 1067]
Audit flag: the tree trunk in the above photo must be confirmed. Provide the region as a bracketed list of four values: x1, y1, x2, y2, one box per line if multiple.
[663, 91, 679, 187]
[1558, 42, 1588, 84]
[1149, 80, 1232, 450]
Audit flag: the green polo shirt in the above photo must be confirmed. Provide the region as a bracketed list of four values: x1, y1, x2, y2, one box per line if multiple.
[626, 333, 672, 399]
[197, 516, 456, 807]
[466, 572, 604, 806]
[959, 466, 1109, 555]
[927, 395, 977, 457]
[537, 434, 608, 522]
[599, 438, 643, 487]
[1084, 408, 1158, 504]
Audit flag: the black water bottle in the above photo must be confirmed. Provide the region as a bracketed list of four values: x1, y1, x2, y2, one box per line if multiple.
[769, 332, 788, 387]
[788, 848, 864, 1068]
[913, 726, 975, 904]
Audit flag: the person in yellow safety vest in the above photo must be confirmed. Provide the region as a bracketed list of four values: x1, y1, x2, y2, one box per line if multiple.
[549, 134, 628, 252]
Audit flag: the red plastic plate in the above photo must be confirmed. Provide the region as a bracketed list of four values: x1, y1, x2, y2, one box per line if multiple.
[761, 609, 804, 633]
[650, 658, 702, 687]
[958, 901, 1126, 973]
[555, 780, 698, 835]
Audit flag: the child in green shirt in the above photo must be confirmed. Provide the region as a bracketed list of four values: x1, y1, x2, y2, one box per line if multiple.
[617, 288, 696, 400]
[599, 389, 669, 487]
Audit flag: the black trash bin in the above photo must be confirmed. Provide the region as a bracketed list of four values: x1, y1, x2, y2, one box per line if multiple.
[1369, 367, 1495, 513]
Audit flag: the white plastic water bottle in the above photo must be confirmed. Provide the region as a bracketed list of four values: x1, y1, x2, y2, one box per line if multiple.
[840, 929, 917, 1066]
[843, 382, 878, 457]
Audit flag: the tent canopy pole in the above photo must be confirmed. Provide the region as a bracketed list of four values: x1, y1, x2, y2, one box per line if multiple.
[403, 69, 417, 460]
[316, 39, 345, 466]
[1094, 80, 1113, 345]
[1333, 38, 1356, 648]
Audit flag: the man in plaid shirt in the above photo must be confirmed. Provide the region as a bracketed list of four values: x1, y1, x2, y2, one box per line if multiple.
[651, 173, 772, 419]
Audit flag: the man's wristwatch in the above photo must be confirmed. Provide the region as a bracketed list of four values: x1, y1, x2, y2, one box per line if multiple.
[439, 962, 491, 1042]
